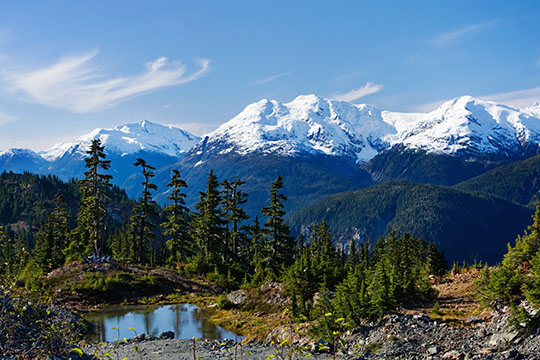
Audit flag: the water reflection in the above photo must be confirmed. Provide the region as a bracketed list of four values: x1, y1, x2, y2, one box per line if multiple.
[86, 303, 240, 343]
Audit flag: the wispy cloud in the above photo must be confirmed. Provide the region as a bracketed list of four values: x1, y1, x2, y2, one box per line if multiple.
[0, 111, 15, 125]
[252, 68, 298, 85]
[479, 86, 540, 108]
[332, 82, 383, 102]
[2, 50, 210, 113]
[429, 20, 499, 47]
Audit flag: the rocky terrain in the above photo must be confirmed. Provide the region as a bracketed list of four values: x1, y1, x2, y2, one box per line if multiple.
[82, 310, 540, 359]
[82, 269, 540, 359]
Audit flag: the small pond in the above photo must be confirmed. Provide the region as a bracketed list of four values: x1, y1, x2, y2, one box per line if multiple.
[85, 303, 241, 343]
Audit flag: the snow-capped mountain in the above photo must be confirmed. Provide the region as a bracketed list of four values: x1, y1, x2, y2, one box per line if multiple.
[0, 148, 48, 173]
[41, 120, 200, 161]
[2, 94, 540, 209]
[191, 94, 540, 163]
[384, 96, 540, 158]
[0, 121, 200, 198]
[193, 94, 394, 162]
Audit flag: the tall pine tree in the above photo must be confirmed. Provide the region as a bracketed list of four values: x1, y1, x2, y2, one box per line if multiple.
[261, 175, 294, 273]
[190, 170, 225, 270]
[161, 169, 191, 265]
[76, 139, 112, 257]
[34, 194, 70, 271]
[221, 177, 249, 258]
[129, 158, 158, 264]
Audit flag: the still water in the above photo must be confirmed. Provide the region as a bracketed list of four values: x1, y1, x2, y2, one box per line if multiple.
[85, 303, 241, 343]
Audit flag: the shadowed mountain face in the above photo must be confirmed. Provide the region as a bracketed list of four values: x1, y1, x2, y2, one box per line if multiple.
[288, 180, 533, 265]
[149, 152, 374, 219]
[363, 145, 510, 186]
[454, 154, 540, 207]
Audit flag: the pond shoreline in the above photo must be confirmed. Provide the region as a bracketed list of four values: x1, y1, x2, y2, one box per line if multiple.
[84, 303, 241, 343]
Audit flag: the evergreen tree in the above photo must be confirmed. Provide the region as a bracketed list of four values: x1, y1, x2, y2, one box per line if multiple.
[0, 226, 14, 280]
[334, 264, 369, 325]
[129, 158, 158, 264]
[310, 222, 342, 289]
[34, 195, 70, 271]
[76, 139, 112, 256]
[369, 258, 393, 317]
[503, 200, 540, 270]
[427, 241, 448, 276]
[346, 237, 358, 270]
[248, 216, 271, 284]
[190, 170, 225, 270]
[261, 176, 294, 273]
[221, 177, 249, 258]
[161, 169, 191, 265]
[109, 226, 131, 261]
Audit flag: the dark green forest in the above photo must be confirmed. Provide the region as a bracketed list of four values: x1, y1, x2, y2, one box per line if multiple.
[455, 154, 540, 207]
[288, 180, 533, 264]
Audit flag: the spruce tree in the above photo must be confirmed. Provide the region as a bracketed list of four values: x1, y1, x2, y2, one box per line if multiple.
[248, 216, 271, 284]
[221, 177, 249, 258]
[261, 176, 294, 273]
[346, 238, 358, 270]
[190, 170, 225, 270]
[310, 222, 341, 288]
[76, 139, 112, 256]
[129, 158, 158, 264]
[161, 169, 191, 265]
[34, 195, 70, 271]
[427, 241, 448, 276]
[369, 259, 393, 317]
[334, 264, 369, 325]
[0, 226, 14, 280]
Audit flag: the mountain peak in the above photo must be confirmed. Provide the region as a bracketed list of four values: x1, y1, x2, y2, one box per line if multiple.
[41, 120, 200, 161]
[191, 93, 540, 162]
[192, 94, 393, 162]
[0, 148, 41, 158]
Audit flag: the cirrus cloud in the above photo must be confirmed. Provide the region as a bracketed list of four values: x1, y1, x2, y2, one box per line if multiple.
[429, 20, 500, 48]
[332, 82, 383, 102]
[3, 50, 210, 113]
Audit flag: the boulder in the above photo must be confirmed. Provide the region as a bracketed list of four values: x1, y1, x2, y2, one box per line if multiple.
[159, 331, 174, 339]
[227, 290, 247, 305]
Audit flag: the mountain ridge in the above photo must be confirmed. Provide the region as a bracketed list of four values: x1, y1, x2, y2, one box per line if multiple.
[188, 94, 540, 164]
[2, 94, 540, 206]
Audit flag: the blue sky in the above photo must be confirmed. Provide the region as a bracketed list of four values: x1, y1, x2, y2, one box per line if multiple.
[1, 0, 540, 150]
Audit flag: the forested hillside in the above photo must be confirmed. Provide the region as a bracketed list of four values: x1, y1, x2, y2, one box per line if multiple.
[455, 154, 540, 207]
[364, 145, 504, 186]
[288, 180, 533, 264]
[0, 171, 133, 245]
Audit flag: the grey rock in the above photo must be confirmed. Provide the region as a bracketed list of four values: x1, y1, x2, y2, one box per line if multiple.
[489, 331, 519, 348]
[227, 290, 247, 305]
[159, 331, 174, 340]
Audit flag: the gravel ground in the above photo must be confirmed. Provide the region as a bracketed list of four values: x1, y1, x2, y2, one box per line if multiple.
[85, 338, 337, 359]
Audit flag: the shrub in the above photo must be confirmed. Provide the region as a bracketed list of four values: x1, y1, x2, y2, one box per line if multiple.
[217, 294, 234, 310]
